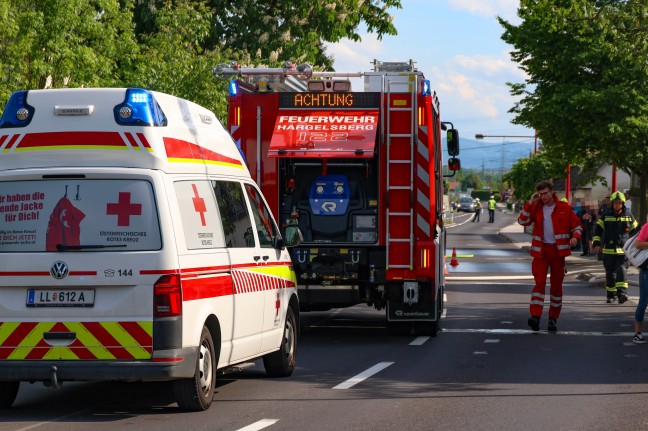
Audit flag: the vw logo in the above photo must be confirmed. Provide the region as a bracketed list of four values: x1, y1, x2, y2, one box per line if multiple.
[50, 261, 69, 279]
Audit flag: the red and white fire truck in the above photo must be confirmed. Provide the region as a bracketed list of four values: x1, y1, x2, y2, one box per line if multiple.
[214, 60, 460, 335]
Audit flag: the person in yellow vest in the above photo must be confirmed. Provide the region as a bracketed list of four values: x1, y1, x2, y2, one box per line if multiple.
[592, 191, 639, 303]
[487, 195, 496, 223]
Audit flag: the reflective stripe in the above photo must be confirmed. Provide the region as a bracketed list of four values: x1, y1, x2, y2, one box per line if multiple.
[555, 233, 571, 239]
[550, 302, 562, 308]
[557, 244, 571, 250]
[531, 300, 545, 306]
[550, 295, 562, 301]
[520, 210, 530, 217]
[532, 235, 542, 241]
[530, 246, 542, 252]
[531, 292, 545, 300]
[615, 282, 628, 288]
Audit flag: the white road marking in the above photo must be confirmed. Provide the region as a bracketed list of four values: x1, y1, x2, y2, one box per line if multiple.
[473, 351, 488, 355]
[236, 419, 279, 431]
[500, 321, 514, 325]
[484, 339, 500, 343]
[410, 336, 430, 345]
[443, 328, 635, 336]
[333, 362, 394, 390]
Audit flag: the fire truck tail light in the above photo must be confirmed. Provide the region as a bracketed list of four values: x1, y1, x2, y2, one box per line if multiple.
[113, 88, 167, 127]
[154, 275, 183, 317]
[0, 90, 35, 128]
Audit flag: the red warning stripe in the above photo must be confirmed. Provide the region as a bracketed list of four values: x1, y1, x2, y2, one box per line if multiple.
[15, 132, 128, 150]
[164, 137, 242, 166]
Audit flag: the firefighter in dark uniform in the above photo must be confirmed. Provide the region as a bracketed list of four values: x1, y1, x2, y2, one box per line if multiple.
[592, 191, 639, 303]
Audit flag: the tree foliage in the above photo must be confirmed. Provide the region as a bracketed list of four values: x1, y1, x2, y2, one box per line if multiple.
[503, 152, 554, 204]
[0, 0, 401, 119]
[499, 0, 648, 221]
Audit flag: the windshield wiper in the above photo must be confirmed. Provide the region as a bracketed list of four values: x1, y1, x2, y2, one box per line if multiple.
[56, 244, 127, 251]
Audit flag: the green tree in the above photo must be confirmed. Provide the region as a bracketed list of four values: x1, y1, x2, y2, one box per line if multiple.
[499, 1, 648, 221]
[134, 0, 402, 70]
[126, 1, 230, 116]
[503, 152, 554, 205]
[0, 0, 138, 102]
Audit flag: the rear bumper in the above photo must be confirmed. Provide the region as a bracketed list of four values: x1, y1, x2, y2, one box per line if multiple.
[0, 347, 197, 382]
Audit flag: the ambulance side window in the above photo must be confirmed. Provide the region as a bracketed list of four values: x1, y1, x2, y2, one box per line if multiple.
[212, 181, 255, 248]
[244, 184, 277, 248]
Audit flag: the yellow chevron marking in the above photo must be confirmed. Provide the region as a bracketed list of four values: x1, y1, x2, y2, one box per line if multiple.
[0, 322, 20, 345]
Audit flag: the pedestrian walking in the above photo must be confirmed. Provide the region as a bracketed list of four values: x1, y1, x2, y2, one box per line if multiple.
[592, 191, 638, 303]
[472, 198, 481, 222]
[518, 181, 583, 333]
[632, 222, 648, 344]
[487, 195, 496, 223]
[580, 212, 593, 256]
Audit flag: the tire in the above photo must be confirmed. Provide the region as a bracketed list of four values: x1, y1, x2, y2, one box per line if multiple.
[0, 381, 19, 409]
[263, 307, 297, 377]
[173, 326, 216, 411]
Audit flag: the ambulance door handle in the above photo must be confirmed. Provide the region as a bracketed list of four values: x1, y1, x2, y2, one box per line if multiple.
[254, 255, 261, 262]
[262, 255, 269, 261]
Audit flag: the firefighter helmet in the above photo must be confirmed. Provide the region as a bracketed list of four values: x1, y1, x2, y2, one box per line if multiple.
[611, 191, 626, 203]
[560, 198, 568, 203]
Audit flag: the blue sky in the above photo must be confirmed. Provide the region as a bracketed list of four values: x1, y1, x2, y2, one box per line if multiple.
[326, 0, 537, 153]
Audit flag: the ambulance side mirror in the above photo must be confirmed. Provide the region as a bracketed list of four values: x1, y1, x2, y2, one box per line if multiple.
[447, 129, 460, 156]
[283, 226, 303, 248]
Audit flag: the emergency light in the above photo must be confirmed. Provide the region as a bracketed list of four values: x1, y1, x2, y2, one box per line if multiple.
[421, 80, 431, 96]
[113, 88, 167, 127]
[0, 90, 35, 128]
[229, 79, 238, 96]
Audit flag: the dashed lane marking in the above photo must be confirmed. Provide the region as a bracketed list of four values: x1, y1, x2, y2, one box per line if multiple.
[410, 336, 430, 345]
[236, 419, 279, 431]
[333, 362, 394, 390]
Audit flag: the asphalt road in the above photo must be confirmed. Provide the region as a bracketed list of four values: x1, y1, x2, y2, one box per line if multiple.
[3, 211, 648, 431]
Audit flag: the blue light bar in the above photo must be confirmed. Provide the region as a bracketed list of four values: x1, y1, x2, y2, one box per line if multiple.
[113, 88, 167, 126]
[0, 90, 35, 128]
[421, 80, 431, 96]
[229, 79, 238, 97]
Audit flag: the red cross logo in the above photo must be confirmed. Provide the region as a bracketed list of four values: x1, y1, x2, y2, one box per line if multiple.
[275, 291, 281, 317]
[106, 192, 142, 226]
[191, 184, 207, 226]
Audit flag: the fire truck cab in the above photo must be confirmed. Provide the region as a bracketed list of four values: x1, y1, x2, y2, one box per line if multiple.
[216, 60, 460, 335]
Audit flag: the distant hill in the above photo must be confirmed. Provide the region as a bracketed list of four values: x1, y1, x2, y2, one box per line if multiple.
[442, 137, 536, 170]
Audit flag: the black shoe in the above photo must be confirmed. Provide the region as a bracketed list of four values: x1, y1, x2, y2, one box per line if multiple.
[548, 318, 557, 333]
[618, 294, 628, 304]
[528, 316, 540, 332]
[606, 292, 616, 304]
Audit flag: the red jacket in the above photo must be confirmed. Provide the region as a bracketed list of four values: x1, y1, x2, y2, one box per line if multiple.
[518, 195, 583, 258]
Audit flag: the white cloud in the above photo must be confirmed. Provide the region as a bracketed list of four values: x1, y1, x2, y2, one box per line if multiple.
[448, 0, 519, 21]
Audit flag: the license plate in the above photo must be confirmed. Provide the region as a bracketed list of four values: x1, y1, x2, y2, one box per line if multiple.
[26, 289, 95, 307]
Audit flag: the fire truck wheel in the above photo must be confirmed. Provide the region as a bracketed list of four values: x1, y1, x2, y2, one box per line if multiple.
[263, 307, 297, 377]
[0, 381, 19, 409]
[173, 326, 216, 411]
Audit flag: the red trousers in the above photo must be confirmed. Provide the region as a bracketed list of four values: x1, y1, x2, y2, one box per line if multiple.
[530, 243, 565, 319]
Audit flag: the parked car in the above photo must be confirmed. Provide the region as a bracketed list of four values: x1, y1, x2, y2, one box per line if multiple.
[457, 196, 477, 212]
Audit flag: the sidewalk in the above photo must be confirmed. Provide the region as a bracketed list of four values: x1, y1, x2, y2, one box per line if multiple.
[497, 212, 638, 285]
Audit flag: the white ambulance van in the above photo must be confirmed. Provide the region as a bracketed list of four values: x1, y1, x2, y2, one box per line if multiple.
[0, 88, 301, 411]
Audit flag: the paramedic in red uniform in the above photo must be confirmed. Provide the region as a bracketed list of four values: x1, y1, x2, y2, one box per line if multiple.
[518, 181, 583, 333]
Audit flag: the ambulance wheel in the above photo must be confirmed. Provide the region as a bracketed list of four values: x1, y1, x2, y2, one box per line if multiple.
[0, 381, 19, 408]
[173, 326, 216, 411]
[263, 307, 297, 377]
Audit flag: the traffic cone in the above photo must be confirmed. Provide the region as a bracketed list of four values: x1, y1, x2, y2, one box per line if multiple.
[450, 247, 459, 266]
